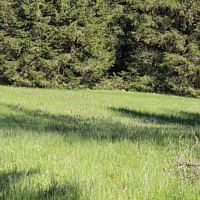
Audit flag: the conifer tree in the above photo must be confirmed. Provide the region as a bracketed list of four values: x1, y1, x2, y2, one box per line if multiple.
[0, 0, 200, 97]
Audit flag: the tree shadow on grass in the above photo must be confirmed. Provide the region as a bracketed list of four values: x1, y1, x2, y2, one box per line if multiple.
[0, 167, 40, 194]
[0, 103, 199, 145]
[0, 168, 81, 200]
[109, 107, 200, 127]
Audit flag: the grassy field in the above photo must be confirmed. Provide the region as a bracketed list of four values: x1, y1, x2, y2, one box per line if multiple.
[0, 85, 200, 199]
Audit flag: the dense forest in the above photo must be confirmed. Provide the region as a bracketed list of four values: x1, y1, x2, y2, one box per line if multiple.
[0, 0, 200, 97]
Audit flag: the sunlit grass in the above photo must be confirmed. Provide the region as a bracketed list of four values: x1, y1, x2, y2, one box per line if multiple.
[0, 85, 200, 199]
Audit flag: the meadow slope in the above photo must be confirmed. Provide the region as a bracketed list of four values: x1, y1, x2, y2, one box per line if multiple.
[0, 86, 200, 199]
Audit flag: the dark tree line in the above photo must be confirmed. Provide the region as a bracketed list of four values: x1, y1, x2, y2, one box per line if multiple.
[0, 0, 200, 97]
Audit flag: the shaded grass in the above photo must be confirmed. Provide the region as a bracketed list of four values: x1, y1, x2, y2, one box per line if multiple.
[0, 168, 81, 200]
[109, 107, 200, 127]
[0, 101, 198, 145]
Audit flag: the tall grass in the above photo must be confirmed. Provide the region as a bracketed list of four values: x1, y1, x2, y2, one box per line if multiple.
[0, 85, 200, 199]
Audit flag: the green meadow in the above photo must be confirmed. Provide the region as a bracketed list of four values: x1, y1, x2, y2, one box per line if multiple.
[0, 85, 200, 199]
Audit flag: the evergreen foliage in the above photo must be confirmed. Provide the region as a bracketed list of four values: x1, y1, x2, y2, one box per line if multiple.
[0, 0, 200, 97]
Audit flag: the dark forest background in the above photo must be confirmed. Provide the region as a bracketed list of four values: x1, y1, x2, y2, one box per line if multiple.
[0, 0, 200, 97]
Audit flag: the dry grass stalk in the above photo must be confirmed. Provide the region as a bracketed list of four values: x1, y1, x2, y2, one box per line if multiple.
[164, 126, 200, 181]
